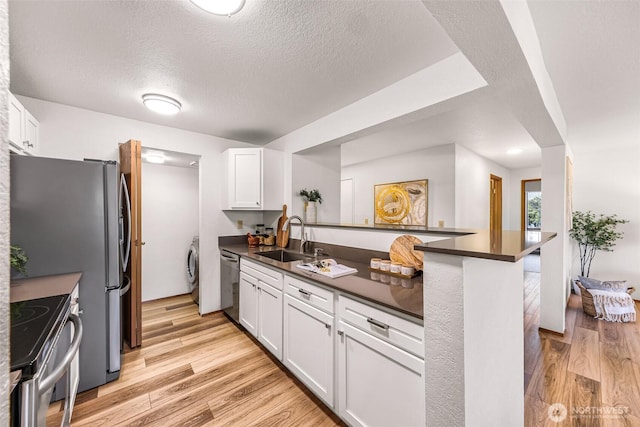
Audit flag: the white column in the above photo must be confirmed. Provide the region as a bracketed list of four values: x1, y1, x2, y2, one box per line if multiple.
[424, 252, 524, 427]
[540, 145, 569, 333]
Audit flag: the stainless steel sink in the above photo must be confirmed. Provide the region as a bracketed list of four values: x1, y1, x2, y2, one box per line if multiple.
[257, 250, 311, 263]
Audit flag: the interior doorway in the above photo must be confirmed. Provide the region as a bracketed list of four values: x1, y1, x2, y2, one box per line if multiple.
[340, 178, 354, 224]
[489, 174, 502, 231]
[521, 179, 542, 232]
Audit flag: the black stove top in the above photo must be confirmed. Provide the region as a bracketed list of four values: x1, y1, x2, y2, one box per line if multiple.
[10, 294, 70, 379]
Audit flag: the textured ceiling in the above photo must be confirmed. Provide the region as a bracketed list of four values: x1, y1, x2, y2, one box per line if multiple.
[8, 0, 458, 144]
[340, 96, 540, 169]
[528, 0, 640, 149]
[9, 1, 639, 169]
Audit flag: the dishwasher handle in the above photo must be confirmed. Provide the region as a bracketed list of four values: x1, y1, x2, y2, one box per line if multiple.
[38, 314, 83, 394]
[220, 254, 239, 263]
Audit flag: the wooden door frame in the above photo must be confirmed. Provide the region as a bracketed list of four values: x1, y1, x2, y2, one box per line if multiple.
[489, 174, 503, 231]
[521, 178, 542, 231]
[119, 139, 143, 348]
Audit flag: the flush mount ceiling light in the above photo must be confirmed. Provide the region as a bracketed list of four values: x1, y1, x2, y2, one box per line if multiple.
[507, 148, 523, 155]
[145, 151, 166, 164]
[142, 93, 182, 115]
[190, 0, 245, 16]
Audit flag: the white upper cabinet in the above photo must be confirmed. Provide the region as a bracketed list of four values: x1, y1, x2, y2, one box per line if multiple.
[222, 148, 283, 210]
[8, 93, 39, 156]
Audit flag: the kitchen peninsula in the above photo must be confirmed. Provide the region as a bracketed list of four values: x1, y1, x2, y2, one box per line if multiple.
[417, 229, 556, 427]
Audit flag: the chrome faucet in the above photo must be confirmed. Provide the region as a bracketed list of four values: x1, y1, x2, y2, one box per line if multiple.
[282, 215, 307, 254]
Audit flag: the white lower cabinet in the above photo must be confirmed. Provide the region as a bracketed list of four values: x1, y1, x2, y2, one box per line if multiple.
[241, 263, 425, 426]
[283, 294, 334, 408]
[239, 259, 283, 360]
[257, 281, 283, 359]
[239, 272, 259, 337]
[338, 296, 425, 427]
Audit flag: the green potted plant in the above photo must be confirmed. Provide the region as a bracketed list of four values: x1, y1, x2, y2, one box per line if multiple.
[299, 188, 322, 223]
[10, 245, 28, 276]
[569, 211, 628, 277]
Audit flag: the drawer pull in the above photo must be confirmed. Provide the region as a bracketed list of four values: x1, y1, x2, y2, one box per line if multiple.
[367, 317, 389, 330]
[298, 289, 312, 297]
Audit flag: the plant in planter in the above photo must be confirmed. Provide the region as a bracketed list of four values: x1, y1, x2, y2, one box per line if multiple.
[299, 188, 322, 223]
[569, 211, 628, 277]
[10, 245, 28, 276]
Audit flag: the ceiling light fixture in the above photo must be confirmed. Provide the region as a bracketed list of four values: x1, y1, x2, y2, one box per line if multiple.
[507, 148, 523, 155]
[142, 93, 182, 115]
[190, 0, 245, 16]
[145, 151, 166, 164]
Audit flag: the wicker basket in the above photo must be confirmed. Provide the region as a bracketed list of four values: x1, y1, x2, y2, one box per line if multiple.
[575, 280, 636, 317]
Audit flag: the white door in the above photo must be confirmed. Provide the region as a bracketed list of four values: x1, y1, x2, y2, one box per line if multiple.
[283, 295, 334, 408]
[340, 178, 354, 224]
[338, 321, 425, 427]
[232, 149, 262, 209]
[257, 281, 283, 360]
[239, 272, 258, 337]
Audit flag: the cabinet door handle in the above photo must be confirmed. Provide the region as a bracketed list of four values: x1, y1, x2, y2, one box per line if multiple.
[337, 330, 344, 336]
[256, 201, 259, 205]
[325, 323, 331, 330]
[367, 317, 389, 330]
[298, 289, 312, 297]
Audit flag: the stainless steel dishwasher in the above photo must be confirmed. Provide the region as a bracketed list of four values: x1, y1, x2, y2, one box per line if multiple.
[220, 250, 240, 323]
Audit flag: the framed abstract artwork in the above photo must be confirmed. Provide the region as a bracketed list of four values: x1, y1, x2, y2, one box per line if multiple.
[374, 179, 428, 226]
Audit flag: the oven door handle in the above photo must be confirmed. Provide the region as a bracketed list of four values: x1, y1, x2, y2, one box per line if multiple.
[38, 313, 83, 394]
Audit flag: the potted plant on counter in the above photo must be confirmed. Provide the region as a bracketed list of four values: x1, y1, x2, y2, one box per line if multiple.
[10, 244, 28, 277]
[299, 188, 322, 223]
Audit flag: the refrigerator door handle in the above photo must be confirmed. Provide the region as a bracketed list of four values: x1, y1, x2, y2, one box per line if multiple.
[119, 174, 131, 272]
[119, 275, 131, 297]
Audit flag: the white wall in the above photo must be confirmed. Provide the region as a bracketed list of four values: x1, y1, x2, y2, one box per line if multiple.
[455, 145, 511, 229]
[508, 167, 542, 230]
[341, 144, 455, 227]
[291, 146, 341, 223]
[141, 162, 198, 302]
[17, 96, 255, 314]
[572, 144, 640, 299]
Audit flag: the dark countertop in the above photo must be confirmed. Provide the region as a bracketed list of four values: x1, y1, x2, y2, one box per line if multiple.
[291, 222, 474, 236]
[415, 230, 557, 262]
[220, 244, 423, 320]
[10, 272, 82, 303]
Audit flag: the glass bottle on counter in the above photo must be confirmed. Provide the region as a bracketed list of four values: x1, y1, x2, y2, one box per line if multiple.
[264, 228, 275, 246]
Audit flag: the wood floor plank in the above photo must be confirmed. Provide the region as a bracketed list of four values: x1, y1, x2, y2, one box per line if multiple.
[576, 310, 599, 331]
[73, 394, 151, 426]
[566, 373, 602, 427]
[526, 338, 571, 404]
[149, 348, 266, 406]
[600, 342, 640, 424]
[73, 364, 193, 422]
[568, 327, 601, 381]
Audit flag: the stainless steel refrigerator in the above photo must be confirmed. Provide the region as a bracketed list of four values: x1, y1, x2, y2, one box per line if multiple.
[10, 155, 126, 394]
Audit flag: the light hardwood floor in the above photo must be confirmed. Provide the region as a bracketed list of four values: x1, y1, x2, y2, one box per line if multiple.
[47, 295, 344, 426]
[524, 273, 640, 427]
[48, 272, 640, 426]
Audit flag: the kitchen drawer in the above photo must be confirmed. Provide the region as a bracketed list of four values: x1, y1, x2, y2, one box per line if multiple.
[241, 258, 283, 290]
[338, 295, 423, 359]
[285, 275, 334, 314]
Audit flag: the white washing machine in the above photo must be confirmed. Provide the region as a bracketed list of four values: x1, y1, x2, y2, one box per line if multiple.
[187, 236, 199, 304]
